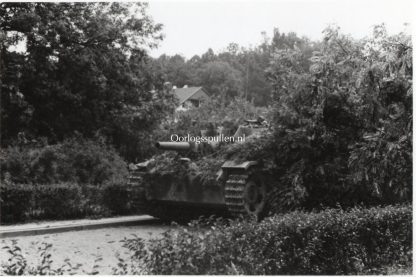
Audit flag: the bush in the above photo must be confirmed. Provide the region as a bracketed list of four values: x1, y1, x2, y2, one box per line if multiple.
[0, 184, 33, 223]
[0, 182, 145, 223]
[34, 184, 84, 219]
[81, 185, 112, 218]
[0, 137, 128, 185]
[263, 25, 412, 210]
[0, 183, 144, 224]
[0, 137, 133, 223]
[119, 205, 412, 274]
[0, 183, 86, 222]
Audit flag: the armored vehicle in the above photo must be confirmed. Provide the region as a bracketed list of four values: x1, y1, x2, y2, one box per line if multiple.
[128, 117, 272, 221]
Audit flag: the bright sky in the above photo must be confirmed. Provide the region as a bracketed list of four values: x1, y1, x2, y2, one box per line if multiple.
[147, 0, 413, 58]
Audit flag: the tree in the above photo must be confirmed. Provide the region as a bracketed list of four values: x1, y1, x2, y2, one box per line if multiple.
[265, 24, 412, 209]
[0, 3, 174, 160]
[147, 54, 194, 88]
[195, 61, 243, 104]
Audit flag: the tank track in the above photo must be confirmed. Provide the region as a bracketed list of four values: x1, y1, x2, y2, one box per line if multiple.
[224, 174, 249, 216]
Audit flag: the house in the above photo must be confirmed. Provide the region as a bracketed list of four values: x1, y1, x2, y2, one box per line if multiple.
[173, 86, 210, 111]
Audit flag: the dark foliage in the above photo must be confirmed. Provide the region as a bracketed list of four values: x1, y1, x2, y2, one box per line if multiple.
[0, 181, 145, 223]
[0, 2, 175, 161]
[119, 205, 412, 275]
[34, 184, 84, 219]
[0, 137, 128, 185]
[263, 25, 412, 211]
[0, 183, 32, 223]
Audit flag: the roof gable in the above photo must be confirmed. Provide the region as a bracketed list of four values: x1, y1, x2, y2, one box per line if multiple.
[173, 87, 207, 104]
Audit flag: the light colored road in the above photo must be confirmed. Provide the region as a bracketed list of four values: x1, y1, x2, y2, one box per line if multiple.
[0, 223, 171, 274]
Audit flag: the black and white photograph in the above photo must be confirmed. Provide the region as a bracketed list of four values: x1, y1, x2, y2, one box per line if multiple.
[0, 0, 413, 275]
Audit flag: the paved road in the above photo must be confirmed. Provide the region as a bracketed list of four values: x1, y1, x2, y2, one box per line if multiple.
[0, 222, 171, 274]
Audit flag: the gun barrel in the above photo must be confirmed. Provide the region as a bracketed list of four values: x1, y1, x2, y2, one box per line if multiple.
[155, 141, 191, 151]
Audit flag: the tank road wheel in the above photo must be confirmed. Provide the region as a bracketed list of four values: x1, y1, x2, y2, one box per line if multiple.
[224, 174, 267, 220]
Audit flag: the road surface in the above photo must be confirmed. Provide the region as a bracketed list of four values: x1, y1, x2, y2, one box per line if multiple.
[0, 222, 171, 274]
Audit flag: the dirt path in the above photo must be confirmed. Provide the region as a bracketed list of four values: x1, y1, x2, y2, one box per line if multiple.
[0, 223, 171, 274]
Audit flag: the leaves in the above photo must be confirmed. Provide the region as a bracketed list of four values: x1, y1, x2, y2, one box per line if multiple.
[1, 3, 171, 162]
[266, 24, 412, 208]
[115, 205, 411, 275]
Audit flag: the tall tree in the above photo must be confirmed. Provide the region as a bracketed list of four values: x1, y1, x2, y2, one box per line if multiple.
[0, 3, 174, 160]
[195, 60, 243, 104]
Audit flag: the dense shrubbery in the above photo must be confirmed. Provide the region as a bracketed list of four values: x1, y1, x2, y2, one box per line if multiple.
[118, 205, 411, 275]
[1, 183, 84, 223]
[0, 184, 33, 223]
[0, 138, 128, 185]
[0, 137, 135, 223]
[264, 25, 411, 211]
[0, 181, 144, 223]
[34, 184, 84, 219]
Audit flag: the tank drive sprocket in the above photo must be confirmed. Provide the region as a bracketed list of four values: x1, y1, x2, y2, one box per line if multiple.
[224, 173, 267, 220]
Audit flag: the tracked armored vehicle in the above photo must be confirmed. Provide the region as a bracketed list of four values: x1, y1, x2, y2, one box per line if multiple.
[128, 118, 273, 221]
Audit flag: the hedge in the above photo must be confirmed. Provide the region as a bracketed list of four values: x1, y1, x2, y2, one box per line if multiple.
[120, 204, 412, 275]
[0, 182, 144, 224]
[0, 138, 128, 185]
[0, 184, 33, 223]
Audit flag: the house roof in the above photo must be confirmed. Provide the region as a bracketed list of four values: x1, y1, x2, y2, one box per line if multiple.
[173, 86, 205, 104]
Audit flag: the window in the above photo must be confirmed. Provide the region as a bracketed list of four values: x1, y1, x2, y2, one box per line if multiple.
[190, 99, 200, 107]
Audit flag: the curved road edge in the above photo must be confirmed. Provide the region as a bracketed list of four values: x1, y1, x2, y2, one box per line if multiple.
[0, 215, 159, 238]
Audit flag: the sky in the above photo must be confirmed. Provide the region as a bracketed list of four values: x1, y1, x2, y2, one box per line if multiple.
[146, 0, 413, 58]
